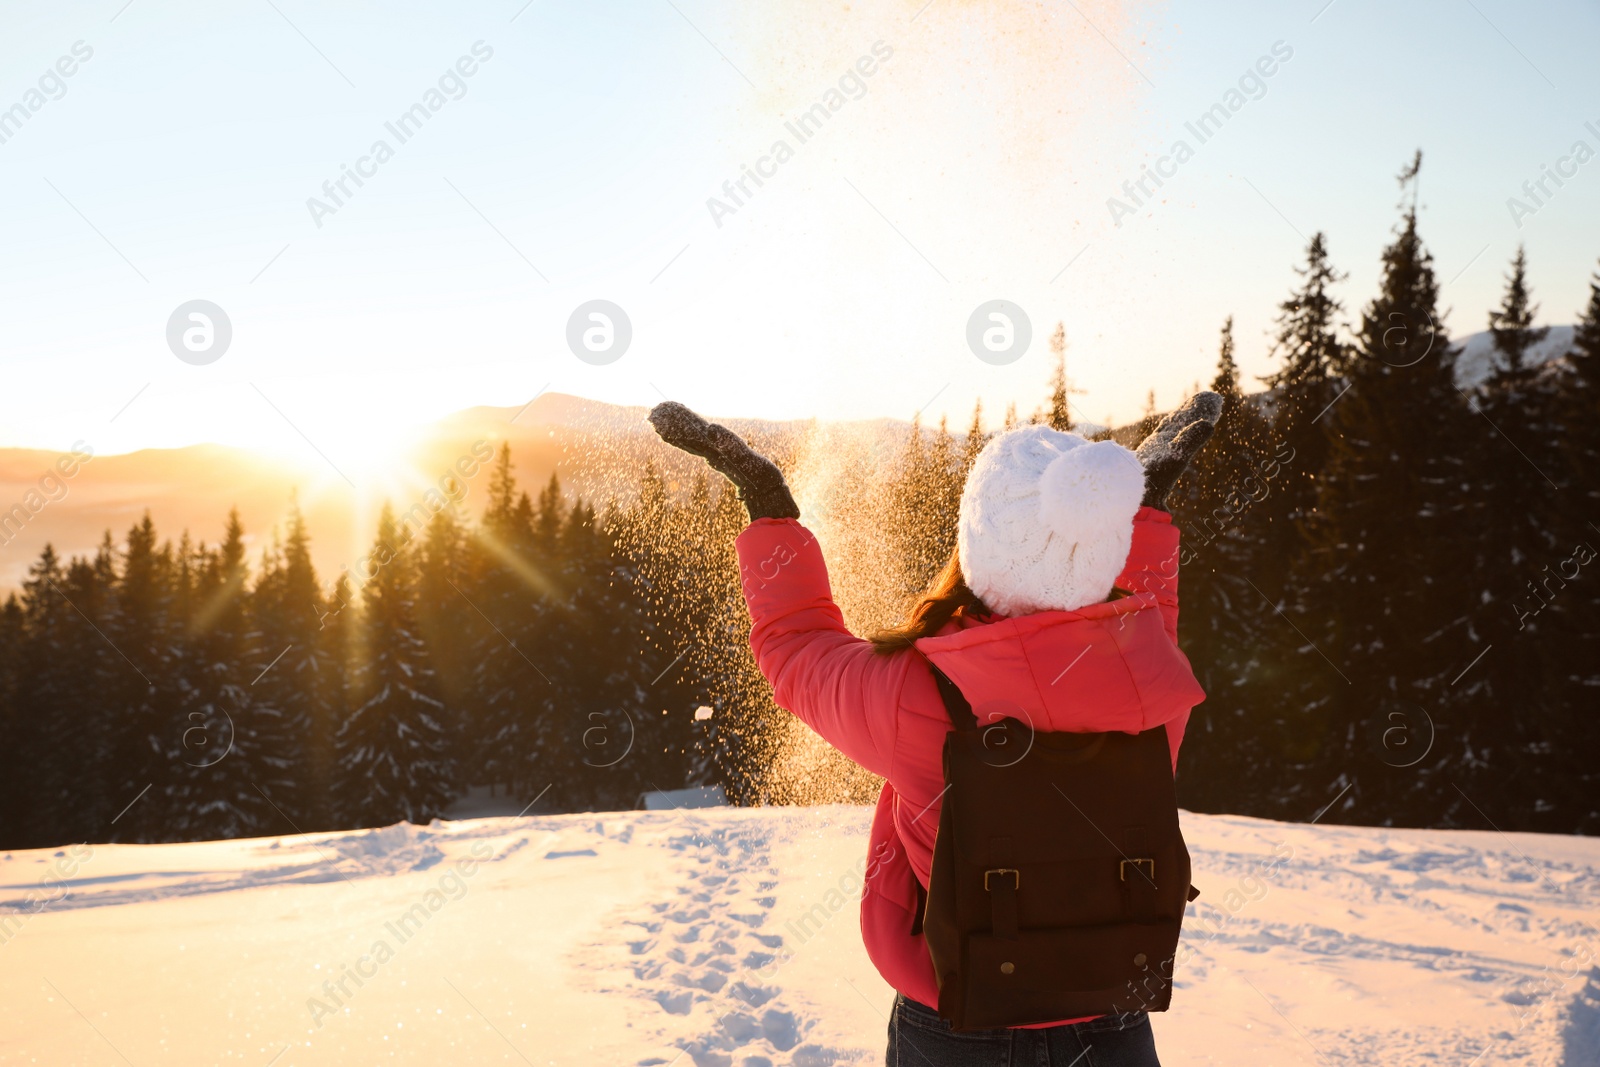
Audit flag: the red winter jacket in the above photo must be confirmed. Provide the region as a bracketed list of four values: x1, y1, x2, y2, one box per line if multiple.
[733, 507, 1205, 1026]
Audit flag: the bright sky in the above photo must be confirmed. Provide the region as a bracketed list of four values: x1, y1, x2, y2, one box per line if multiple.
[2, 0, 1598, 464]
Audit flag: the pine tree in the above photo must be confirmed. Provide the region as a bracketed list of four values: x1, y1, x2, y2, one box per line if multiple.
[560, 499, 684, 810]
[1165, 318, 1277, 815]
[1479, 246, 1557, 504]
[513, 473, 575, 802]
[1456, 248, 1579, 828]
[8, 546, 99, 846]
[1298, 154, 1478, 824]
[886, 415, 941, 600]
[1570, 262, 1600, 479]
[1547, 261, 1600, 829]
[466, 443, 544, 798]
[0, 595, 23, 845]
[316, 573, 355, 827]
[336, 505, 456, 826]
[1257, 232, 1350, 594]
[1046, 323, 1073, 432]
[1179, 232, 1355, 821]
[928, 415, 959, 567]
[1569, 264, 1600, 523]
[1211, 316, 1240, 398]
[413, 505, 475, 791]
[250, 504, 330, 826]
[172, 510, 305, 840]
[100, 516, 181, 842]
[1488, 246, 1550, 376]
[535, 474, 564, 557]
[62, 550, 117, 839]
[1135, 390, 1159, 443]
[560, 502, 614, 807]
[959, 400, 986, 484]
[174, 516, 250, 837]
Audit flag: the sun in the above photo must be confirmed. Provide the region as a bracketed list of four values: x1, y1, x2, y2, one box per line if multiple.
[321, 419, 426, 484]
[253, 414, 446, 521]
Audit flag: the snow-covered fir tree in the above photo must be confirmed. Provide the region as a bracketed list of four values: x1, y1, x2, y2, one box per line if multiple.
[1300, 154, 1479, 823]
[335, 505, 456, 826]
[250, 504, 333, 827]
[169, 511, 300, 840]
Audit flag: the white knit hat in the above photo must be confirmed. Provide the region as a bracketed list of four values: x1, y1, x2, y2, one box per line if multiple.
[957, 425, 1147, 616]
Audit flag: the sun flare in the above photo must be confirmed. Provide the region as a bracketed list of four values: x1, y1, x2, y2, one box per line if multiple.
[243, 414, 467, 562]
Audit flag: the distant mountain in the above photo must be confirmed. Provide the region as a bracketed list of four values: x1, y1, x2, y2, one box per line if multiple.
[0, 400, 574, 596]
[0, 394, 915, 596]
[1452, 325, 1575, 387]
[1242, 325, 1576, 425]
[432, 391, 659, 440]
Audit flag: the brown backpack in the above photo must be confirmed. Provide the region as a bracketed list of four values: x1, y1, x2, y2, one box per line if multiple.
[915, 656, 1200, 1030]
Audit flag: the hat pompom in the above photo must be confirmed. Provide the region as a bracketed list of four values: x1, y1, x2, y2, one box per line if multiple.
[1037, 440, 1147, 542]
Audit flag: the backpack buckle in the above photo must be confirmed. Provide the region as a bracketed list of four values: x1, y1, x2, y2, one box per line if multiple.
[1120, 858, 1156, 883]
[983, 868, 1020, 891]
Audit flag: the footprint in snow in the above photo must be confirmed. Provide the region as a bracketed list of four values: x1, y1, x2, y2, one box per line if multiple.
[791, 1043, 846, 1067]
[759, 1009, 801, 1051]
[674, 1040, 733, 1067]
[676, 969, 727, 994]
[586, 818, 830, 1065]
[654, 989, 695, 1015]
[719, 1012, 762, 1043]
[668, 907, 712, 923]
[725, 980, 778, 1008]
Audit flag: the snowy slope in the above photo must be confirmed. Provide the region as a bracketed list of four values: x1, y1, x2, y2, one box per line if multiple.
[1453, 325, 1575, 387]
[1, 807, 1597, 1066]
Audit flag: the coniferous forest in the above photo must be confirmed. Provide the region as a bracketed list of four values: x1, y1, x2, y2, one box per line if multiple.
[2, 163, 1597, 847]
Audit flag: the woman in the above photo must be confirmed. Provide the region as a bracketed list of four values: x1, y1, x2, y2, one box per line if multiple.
[648, 393, 1220, 1066]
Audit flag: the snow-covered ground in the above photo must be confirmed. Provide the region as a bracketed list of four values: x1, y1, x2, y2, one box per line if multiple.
[1, 805, 1597, 1066]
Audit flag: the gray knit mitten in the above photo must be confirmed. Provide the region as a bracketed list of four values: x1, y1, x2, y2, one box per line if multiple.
[1135, 391, 1223, 509]
[647, 402, 801, 521]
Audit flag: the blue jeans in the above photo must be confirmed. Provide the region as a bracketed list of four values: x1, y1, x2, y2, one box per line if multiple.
[885, 993, 1161, 1066]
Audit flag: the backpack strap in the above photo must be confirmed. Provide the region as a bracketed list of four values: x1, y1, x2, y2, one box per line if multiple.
[909, 651, 973, 940]
[921, 653, 980, 731]
[921, 653, 1024, 941]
